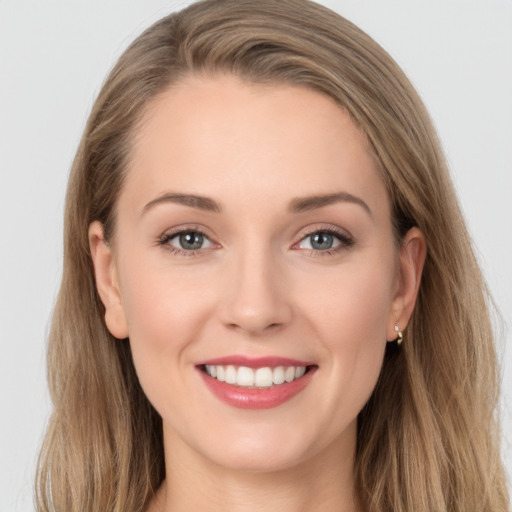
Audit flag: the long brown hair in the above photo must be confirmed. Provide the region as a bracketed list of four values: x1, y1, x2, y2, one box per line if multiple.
[36, 1, 509, 510]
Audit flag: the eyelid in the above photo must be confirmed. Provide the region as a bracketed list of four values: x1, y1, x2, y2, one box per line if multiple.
[292, 224, 354, 252]
[157, 224, 220, 255]
[156, 223, 353, 256]
[167, 231, 214, 249]
[298, 233, 342, 250]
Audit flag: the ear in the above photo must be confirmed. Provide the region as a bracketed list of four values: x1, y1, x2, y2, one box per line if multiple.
[89, 221, 129, 339]
[387, 227, 426, 340]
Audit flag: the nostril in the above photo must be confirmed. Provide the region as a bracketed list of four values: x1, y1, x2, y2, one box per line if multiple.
[225, 320, 285, 335]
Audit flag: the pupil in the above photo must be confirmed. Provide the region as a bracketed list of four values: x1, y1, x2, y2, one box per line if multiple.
[311, 232, 333, 250]
[179, 232, 203, 250]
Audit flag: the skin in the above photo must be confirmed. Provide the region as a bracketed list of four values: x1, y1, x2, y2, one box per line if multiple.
[90, 75, 425, 512]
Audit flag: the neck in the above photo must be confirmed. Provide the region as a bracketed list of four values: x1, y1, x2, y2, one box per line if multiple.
[149, 422, 361, 512]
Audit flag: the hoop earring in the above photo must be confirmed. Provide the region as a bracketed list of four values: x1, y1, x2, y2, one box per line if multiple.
[394, 325, 403, 346]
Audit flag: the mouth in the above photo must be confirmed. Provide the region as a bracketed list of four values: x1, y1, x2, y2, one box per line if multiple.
[196, 357, 317, 410]
[199, 364, 313, 388]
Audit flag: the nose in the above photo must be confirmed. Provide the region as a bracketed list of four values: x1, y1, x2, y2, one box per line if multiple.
[219, 246, 293, 336]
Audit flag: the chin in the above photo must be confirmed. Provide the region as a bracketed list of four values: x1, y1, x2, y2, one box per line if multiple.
[203, 442, 313, 474]
[172, 414, 356, 475]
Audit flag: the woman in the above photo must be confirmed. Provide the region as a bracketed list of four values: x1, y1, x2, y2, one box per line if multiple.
[36, 0, 509, 510]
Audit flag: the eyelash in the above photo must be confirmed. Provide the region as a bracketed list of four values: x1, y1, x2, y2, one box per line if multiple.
[294, 226, 354, 257]
[157, 225, 214, 257]
[157, 225, 354, 257]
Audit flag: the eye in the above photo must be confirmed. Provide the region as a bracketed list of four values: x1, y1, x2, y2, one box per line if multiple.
[300, 231, 339, 250]
[159, 229, 214, 253]
[296, 228, 353, 253]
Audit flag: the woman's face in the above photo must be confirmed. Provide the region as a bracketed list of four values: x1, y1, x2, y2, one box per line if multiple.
[91, 75, 421, 473]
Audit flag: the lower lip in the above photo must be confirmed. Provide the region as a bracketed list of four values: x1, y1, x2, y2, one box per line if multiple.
[198, 367, 316, 410]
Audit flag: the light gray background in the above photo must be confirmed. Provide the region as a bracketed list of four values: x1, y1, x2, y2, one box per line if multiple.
[1, 1, 511, 510]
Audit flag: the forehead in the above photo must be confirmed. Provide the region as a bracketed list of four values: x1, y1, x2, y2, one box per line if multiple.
[124, 74, 387, 215]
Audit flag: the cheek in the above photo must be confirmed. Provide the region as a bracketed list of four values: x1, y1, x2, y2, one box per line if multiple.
[116, 257, 213, 387]
[118, 268, 214, 431]
[304, 256, 395, 345]
[123, 278, 178, 351]
[299, 255, 394, 406]
[118, 247, 212, 340]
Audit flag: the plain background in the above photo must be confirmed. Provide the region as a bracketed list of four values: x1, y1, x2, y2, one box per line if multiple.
[1, 1, 511, 510]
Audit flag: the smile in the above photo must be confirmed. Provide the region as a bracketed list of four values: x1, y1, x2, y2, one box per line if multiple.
[203, 364, 307, 388]
[197, 357, 317, 410]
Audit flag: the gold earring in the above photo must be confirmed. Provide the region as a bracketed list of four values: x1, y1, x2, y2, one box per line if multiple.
[394, 325, 403, 346]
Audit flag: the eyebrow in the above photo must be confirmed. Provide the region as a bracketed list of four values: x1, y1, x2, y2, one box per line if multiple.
[289, 192, 372, 217]
[141, 191, 371, 217]
[141, 192, 221, 215]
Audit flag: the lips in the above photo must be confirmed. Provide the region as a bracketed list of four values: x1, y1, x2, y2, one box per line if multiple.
[196, 356, 317, 410]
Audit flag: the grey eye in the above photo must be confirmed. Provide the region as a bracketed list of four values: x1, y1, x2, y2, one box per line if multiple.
[310, 232, 335, 250]
[178, 232, 204, 250]
[300, 231, 341, 251]
[167, 231, 212, 251]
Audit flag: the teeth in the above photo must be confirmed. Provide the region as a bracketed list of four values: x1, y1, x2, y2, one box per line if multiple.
[255, 367, 273, 388]
[225, 365, 237, 384]
[204, 364, 308, 388]
[237, 366, 255, 387]
[284, 367, 295, 383]
[273, 366, 285, 385]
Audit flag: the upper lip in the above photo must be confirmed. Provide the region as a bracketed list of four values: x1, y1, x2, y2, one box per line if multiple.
[196, 355, 315, 368]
